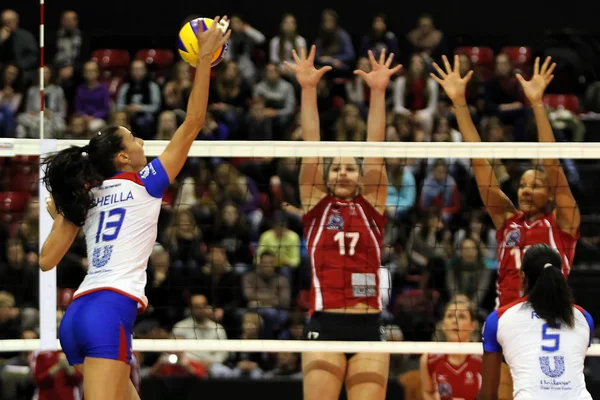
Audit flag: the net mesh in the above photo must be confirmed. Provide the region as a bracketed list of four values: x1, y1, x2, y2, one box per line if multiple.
[0, 140, 599, 395]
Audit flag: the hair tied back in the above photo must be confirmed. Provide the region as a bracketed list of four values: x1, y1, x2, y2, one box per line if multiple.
[544, 263, 553, 269]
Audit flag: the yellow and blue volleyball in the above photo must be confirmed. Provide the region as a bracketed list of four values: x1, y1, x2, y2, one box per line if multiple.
[178, 18, 229, 68]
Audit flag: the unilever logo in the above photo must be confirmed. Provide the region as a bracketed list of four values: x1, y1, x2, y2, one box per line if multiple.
[539, 356, 565, 378]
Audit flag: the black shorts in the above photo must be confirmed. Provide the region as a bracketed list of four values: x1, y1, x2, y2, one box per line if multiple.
[304, 312, 384, 358]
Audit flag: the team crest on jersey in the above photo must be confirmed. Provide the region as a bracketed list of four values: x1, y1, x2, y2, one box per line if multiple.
[438, 381, 452, 396]
[505, 228, 521, 247]
[326, 210, 344, 230]
[465, 371, 474, 384]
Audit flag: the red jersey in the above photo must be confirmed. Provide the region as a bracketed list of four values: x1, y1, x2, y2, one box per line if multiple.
[496, 211, 578, 307]
[426, 354, 482, 400]
[302, 195, 386, 315]
[30, 351, 83, 400]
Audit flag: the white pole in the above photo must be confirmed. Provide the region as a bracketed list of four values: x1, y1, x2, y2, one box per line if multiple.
[38, 0, 57, 351]
[38, 139, 57, 350]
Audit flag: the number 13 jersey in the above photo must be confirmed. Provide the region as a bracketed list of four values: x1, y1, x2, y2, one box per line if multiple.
[302, 195, 386, 315]
[73, 158, 170, 311]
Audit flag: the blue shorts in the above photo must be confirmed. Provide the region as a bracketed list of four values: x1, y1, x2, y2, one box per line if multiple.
[59, 290, 138, 366]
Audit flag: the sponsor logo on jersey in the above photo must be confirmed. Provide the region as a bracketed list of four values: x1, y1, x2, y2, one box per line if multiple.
[326, 210, 344, 230]
[438, 381, 452, 397]
[140, 163, 156, 179]
[505, 228, 521, 247]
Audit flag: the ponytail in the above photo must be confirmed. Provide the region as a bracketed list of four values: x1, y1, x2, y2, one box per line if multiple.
[522, 244, 574, 329]
[41, 126, 125, 226]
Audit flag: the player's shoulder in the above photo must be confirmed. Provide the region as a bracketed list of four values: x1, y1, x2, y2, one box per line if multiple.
[427, 353, 445, 364]
[302, 195, 333, 221]
[107, 172, 144, 186]
[574, 304, 594, 324]
[497, 297, 528, 319]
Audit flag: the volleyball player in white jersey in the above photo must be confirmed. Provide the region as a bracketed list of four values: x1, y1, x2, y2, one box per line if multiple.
[38, 18, 230, 400]
[480, 244, 593, 400]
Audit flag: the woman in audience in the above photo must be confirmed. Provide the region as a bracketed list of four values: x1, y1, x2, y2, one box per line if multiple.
[74, 60, 110, 132]
[0, 63, 24, 136]
[269, 13, 307, 80]
[393, 53, 438, 137]
[17, 66, 66, 138]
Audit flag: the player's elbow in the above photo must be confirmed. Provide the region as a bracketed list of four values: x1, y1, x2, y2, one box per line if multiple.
[39, 255, 55, 272]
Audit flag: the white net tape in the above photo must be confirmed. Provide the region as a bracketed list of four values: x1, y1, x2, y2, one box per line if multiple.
[0, 139, 598, 356]
[1, 139, 600, 159]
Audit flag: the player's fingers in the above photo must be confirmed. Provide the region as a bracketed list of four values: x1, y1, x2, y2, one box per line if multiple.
[547, 75, 554, 85]
[385, 53, 394, 68]
[463, 70, 474, 83]
[354, 69, 367, 78]
[432, 62, 446, 78]
[319, 65, 333, 76]
[453, 54, 460, 73]
[219, 30, 232, 46]
[442, 55, 452, 74]
[541, 56, 551, 75]
[516, 73, 525, 85]
[391, 64, 403, 75]
[430, 72, 443, 85]
[368, 50, 377, 68]
[291, 49, 300, 64]
[212, 16, 220, 30]
[546, 62, 556, 77]
[533, 57, 540, 75]
[300, 46, 307, 60]
[308, 44, 316, 62]
[379, 48, 386, 65]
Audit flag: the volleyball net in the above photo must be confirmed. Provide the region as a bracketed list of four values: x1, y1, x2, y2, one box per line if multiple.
[0, 139, 600, 358]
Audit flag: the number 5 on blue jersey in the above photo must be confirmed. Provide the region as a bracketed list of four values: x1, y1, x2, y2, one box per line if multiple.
[541, 323, 560, 352]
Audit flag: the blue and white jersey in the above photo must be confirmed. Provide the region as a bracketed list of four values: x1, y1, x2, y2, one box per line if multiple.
[73, 158, 170, 311]
[482, 298, 594, 399]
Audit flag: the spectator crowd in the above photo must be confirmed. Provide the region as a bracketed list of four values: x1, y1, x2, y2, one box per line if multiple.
[0, 6, 597, 400]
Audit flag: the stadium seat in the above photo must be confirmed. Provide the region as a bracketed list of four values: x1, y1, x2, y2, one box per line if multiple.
[501, 46, 533, 77]
[501, 46, 533, 66]
[9, 170, 39, 194]
[455, 46, 495, 79]
[0, 192, 30, 212]
[0, 191, 30, 223]
[543, 94, 580, 113]
[455, 46, 494, 67]
[91, 49, 131, 78]
[135, 49, 175, 80]
[135, 49, 174, 68]
[11, 155, 39, 166]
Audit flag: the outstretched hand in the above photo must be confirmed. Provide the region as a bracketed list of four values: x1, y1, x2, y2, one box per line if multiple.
[285, 45, 332, 89]
[430, 55, 473, 105]
[197, 16, 232, 62]
[354, 49, 402, 92]
[516, 56, 555, 104]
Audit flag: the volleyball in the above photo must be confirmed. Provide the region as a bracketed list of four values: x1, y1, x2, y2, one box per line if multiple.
[178, 18, 229, 68]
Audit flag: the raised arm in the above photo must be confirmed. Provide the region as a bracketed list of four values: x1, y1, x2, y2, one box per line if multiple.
[159, 17, 231, 182]
[516, 57, 580, 238]
[419, 354, 437, 400]
[285, 45, 331, 212]
[354, 49, 401, 214]
[431, 55, 516, 229]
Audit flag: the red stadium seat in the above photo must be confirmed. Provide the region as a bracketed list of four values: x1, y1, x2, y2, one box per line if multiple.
[455, 46, 495, 79]
[11, 155, 39, 166]
[501, 46, 533, 66]
[0, 191, 30, 213]
[91, 49, 131, 78]
[9, 170, 39, 194]
[135, 49, 174, 69]
[543, 94, 580, 113]
[58, 288, 76, 310]
[455, 46, 494, 67]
